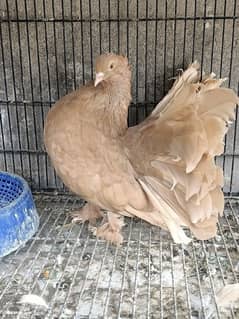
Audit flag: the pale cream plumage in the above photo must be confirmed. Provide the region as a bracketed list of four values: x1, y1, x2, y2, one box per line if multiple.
[44, 54, 238, 245]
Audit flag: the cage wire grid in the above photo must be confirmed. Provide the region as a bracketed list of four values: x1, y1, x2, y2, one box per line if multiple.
[0, 195, 238, 318]
[0, 0, 239, 194]
[0, 0, 239, 318]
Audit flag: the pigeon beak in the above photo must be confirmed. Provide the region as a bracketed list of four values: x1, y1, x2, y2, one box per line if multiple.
[94, 72, 105, 87]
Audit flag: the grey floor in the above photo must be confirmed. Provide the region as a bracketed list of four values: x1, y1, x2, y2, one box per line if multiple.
[0, 195, 238, 319]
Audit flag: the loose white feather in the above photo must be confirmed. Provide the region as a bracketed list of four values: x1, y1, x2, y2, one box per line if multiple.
[19, 294, 48, 308]
[216, 284, 239, 307]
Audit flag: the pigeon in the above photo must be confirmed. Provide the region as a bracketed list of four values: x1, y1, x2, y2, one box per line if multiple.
[44, 53, 238, 245]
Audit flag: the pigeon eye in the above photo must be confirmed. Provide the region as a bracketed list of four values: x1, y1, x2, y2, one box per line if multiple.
[109, 63, 114, 70]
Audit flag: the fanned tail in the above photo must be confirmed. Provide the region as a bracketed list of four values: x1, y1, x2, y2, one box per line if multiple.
[126, 62, 238, 243]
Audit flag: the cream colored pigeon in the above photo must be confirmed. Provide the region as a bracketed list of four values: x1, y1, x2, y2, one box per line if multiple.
[44, 53, 238, 245]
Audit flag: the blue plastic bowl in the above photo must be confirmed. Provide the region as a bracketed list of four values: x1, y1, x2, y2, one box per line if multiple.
[0, 171, 39, 257]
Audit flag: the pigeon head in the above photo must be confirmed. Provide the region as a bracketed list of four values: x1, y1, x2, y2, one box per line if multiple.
[94, 53, 131, 87]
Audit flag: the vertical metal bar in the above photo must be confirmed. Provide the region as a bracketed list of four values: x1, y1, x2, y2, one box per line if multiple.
[126, 1, 130, 124]
[135, 0, 139, 124]
[192, 0, 197, 61]
[108, 0, 111, 52]
[200, 0, 207, 75]
[219, 0, 227, 79]
[182, 0, 187, 68]
[227, 0, 237, 89]
[103, 246, 119, 317]
[223, 201, 239, 250]
[212, 237, 235, 318]
[89, 0, 93, 79]
[52, 0, 60, 99]
[42, 0, 59, 188]
[216, 208, 238, 317]
[23, 0, 38, 185]
[88, 242, 110, 317]
[42, 0, 52, 189]
[210, 0, 217, 73]
[170, 243, 178, 318]
[117, 0, 120, 54]
[61, 0, 68, 94]
[145, 0, 148, 117]
[172, 0, 177, 76]
[163, 0, 168, 95]
[201, 241, 221, 318]
[146, 228, 152, 318]
[70, 0, 76, 90]
[80, 0, 85, 84]
[228, 0, 238, 194]
[181, 247, 192, 318]
[154, 0, 158, 103]
[191, 241, 206, 318]
[49, 0, 61, 203]
[14, 0, 32, 182]
[159, 240, 163, 319]
[217, 217, 238, 283]
[220, 0, 227, 174]
[5, 0, 24, 175]
[230, 101, 239, 195]
[98, 0, 102, 54]
[58, 231, 92, 317]
[117, 218, 133, 318]
[33, 0, 45, 189]
[132, 219, 142, 317]
[228, 198, 239, 226]
[0, 109, 7, 171]
[126, 0, 129, 58]
[51, 0, 62, 190]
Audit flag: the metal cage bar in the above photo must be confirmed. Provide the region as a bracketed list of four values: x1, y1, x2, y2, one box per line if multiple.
[0, 0, 238, 194]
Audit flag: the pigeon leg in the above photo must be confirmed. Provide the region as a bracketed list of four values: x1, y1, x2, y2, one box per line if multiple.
[71, 202, 103, 225]
[96, 212, 124, 246]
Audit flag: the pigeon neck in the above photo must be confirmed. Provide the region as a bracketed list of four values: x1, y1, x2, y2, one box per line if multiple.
[103, 76, 131, 138]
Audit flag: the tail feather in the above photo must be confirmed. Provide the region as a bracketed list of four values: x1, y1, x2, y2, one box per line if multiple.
[136, 176, 219, 242]
[152, 61, 200, 116]
[126, 62, 238, 242]
[152, 64, 237, 238]
[137, 177, 191, 244]
[198, 88, 237, 121]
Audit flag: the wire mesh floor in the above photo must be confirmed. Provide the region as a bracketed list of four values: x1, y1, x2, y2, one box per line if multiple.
[0, 195, 238, 319]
